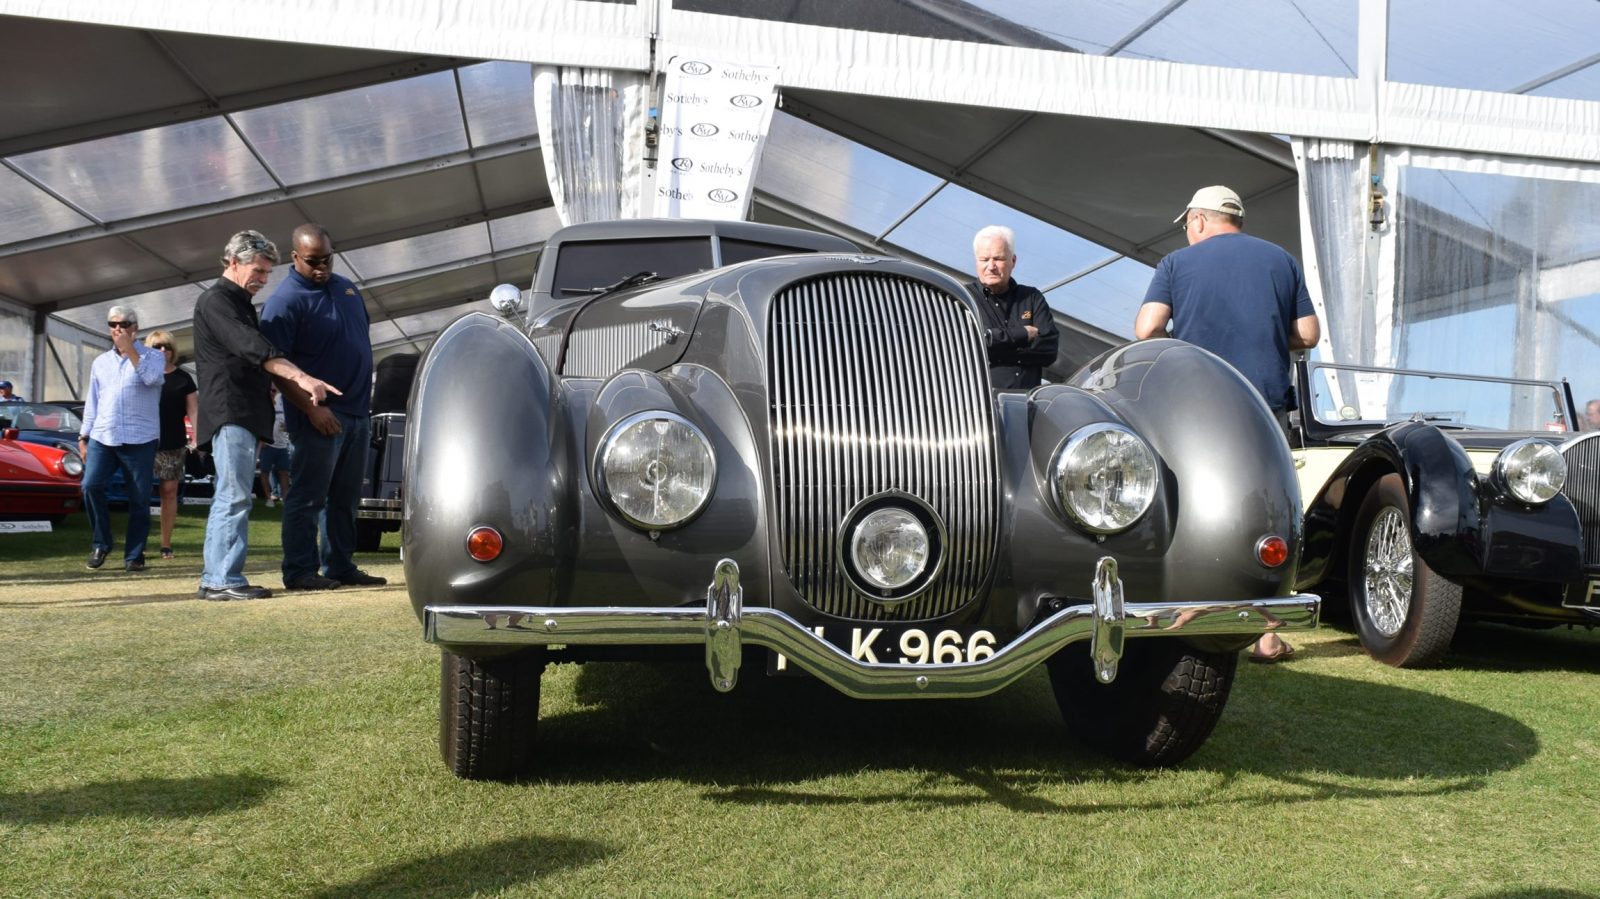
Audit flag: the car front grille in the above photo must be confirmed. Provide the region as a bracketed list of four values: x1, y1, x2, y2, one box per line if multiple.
[767, 272, 999, 621]
[1560, 435, 1600, 567]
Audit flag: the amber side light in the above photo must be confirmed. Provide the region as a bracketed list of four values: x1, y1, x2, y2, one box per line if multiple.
[1256, 535, 1289, 568]
[466, 526, 503, 562]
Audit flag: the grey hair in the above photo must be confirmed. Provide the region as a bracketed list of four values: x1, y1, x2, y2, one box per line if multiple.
[107, 305, 138, 326]
[973, 225, 1016, 257]
[221, 230, 280, 267]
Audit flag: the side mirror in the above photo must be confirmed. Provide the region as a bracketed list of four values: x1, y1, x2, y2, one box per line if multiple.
[489, 283, 526, 319]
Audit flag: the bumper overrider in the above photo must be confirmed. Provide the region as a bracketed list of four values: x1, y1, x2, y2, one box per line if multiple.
[425, 557, 1320, 699]
[357, 497, 402, 521]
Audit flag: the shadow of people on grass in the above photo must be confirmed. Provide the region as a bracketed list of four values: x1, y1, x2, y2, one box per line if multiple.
[505, 649, 1539, 814]
[310, 835, 609, 899]
[0, 773, 281, 824]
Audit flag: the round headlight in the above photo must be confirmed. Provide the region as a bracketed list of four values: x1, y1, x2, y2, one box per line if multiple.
[1494, 438, 1565, 504]
[851, 507, 930, 590]
[59, 451, 83, 478]
[1052, 423, 1158, 533]
[597, 412, 716, 530]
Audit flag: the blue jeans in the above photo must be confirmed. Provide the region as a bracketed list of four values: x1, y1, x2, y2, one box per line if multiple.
[283, 411, 369, 583]
[201, 424, 259, 589]
[82, 438, 157, 563]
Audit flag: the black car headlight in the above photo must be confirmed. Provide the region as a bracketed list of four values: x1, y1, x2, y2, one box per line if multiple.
[1493, 438, 1565, 504]
[596, 411, 716, 530]
[1051, 423, 1158, 534]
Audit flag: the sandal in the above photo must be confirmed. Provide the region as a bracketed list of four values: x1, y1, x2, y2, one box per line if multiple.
[160, 547, 174, 560]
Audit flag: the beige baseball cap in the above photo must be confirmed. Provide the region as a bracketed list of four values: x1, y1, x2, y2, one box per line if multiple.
[1174, 185, 1245, 223]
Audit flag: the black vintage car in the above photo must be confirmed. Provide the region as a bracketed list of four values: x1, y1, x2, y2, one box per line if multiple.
[1292, 360, 1596, 667]
[403, 219, 1319, 780]
[354, 353, 417, 552]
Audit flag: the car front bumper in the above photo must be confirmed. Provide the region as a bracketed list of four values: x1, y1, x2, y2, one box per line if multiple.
[424, 557, 1321, 699]
[358, 497, 402, 521]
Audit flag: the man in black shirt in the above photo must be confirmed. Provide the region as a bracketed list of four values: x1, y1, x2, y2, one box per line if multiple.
[192, 230, 338, 601]
[968, 225, 1059, 389]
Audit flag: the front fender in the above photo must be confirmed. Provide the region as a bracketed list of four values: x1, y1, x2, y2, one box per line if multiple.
[403, 312, 577, 636]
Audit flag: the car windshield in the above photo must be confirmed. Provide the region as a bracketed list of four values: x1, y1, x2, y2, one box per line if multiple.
[1307, 364, 1574, 432]
[0, 403, 84, 434]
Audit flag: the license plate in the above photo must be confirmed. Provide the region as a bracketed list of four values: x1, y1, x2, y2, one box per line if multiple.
[1562, 579, 1600, 609]
[770, 625, 1001, 674]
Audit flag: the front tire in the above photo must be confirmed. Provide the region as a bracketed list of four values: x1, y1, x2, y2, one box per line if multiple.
[439, 648, 545, 781]
[1347, 473, 1462, 668]
[1047, 639, 1237, 767]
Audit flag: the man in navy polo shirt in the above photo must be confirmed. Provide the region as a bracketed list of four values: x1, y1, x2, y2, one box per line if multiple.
[1136, 185, 1320, 662]
[260, 224, 385, 591]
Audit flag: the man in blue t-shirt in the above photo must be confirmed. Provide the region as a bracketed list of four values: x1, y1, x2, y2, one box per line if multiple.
[260, 224, 385, 591]
[1135, 185, 1320, 662]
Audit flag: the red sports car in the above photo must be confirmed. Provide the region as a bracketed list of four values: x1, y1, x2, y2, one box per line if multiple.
[0, 430, 83, 523]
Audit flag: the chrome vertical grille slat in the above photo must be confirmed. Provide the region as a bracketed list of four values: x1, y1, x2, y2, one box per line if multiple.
[769, 273, 999, 622]
[1560, 435, 1600, 567]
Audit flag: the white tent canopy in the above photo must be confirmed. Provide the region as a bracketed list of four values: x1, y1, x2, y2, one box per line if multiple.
[2, 0, 1598, 400]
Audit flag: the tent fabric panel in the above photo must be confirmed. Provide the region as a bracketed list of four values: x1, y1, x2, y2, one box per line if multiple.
[0, 236, 178, 305]
[472, 150, 554, 212]
[0, 166, 91, 245]
[132, 205, 310, 278]
[0, 0, 652, 69]
[658, 11, 1372, 140]
[292, 166, 494, 246]
[1381, 82, 1600, 163]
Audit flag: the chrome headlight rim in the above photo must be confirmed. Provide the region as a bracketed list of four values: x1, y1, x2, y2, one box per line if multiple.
[58, 451, 83, 478]
[594, 410, 717, 531]
[1493, 437, 1566, 505]
[836, 491, 947, 605]
[1050, 422, 1159, 535]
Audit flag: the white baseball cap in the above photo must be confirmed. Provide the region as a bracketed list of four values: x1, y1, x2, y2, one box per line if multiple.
[1175, 185, 1245, 223]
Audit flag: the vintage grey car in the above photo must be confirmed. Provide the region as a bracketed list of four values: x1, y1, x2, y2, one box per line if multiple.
[403, 219, 1320, 781]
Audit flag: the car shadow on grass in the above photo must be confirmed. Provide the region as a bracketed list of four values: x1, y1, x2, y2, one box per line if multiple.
[309, 835, 610, 899]
[513, 654, 1539, 813]
[0, 773, 282, 824]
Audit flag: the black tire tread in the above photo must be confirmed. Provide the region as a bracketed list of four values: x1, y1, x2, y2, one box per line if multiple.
[1048, 640, 1237, 768]
[439, 649, 544, 781]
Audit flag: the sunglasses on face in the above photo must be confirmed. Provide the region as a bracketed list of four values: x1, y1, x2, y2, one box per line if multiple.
[297, 253, 333, 268]
[108, 321, 135, 330]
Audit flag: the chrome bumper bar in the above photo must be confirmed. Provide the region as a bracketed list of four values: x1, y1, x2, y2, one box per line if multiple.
[423, 557, 1320, 699]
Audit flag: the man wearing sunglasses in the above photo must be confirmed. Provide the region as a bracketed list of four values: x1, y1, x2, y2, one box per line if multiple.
[78, 306, 166, 572]
[259, 223, 384, 591]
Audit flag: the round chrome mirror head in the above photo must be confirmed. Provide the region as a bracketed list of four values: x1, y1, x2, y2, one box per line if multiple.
[489, 283, 524, 317]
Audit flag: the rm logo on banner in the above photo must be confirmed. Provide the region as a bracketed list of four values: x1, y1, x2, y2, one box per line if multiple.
[654, 58, 779, 220]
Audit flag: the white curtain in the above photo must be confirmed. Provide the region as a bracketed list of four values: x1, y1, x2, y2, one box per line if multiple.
[533, 66, 648, 225]
[1294, 138, 1367, 366]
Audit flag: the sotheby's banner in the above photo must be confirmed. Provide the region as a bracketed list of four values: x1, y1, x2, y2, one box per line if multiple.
[653, 57, 778, 220]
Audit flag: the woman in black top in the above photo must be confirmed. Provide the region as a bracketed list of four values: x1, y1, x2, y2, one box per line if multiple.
[146, 330, 198, 560]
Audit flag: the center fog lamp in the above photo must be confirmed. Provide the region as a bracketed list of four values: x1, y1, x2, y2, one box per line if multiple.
[597, 411, 716, 530]
[1493, 438, 1565, 504]
[851, 507, 930, 590]
[1052, 423, 1158, 533]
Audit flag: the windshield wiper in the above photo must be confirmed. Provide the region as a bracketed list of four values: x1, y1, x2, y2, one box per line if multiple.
[561, 271, 661, 295]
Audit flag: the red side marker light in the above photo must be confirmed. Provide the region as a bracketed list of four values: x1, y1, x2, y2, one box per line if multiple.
[466, 526, 503, 562]
[1256, 535, 1289, 568]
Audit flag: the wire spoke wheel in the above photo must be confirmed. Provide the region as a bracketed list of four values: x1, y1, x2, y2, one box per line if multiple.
[1348, 473, 1462, 668]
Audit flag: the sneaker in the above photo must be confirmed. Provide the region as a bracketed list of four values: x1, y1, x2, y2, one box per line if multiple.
[198, 583, 273, 601]
[285, 573, 342, 591]
[265, 497, 276, 508]
[332, 569, 387, 587]
[86, 547, 108, 570]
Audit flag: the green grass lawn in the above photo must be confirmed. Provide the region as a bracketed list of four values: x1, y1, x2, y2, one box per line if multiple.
[3, 511, 1600, 897]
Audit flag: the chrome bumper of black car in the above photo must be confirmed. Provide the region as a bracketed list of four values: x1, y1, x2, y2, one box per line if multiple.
[358, 498, 402, 521]
[423, 557, 1320, 699]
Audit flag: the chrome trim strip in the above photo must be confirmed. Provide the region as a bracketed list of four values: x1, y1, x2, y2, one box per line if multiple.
[423, 591, 1321, 703]
[358, 498, 403, 521]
